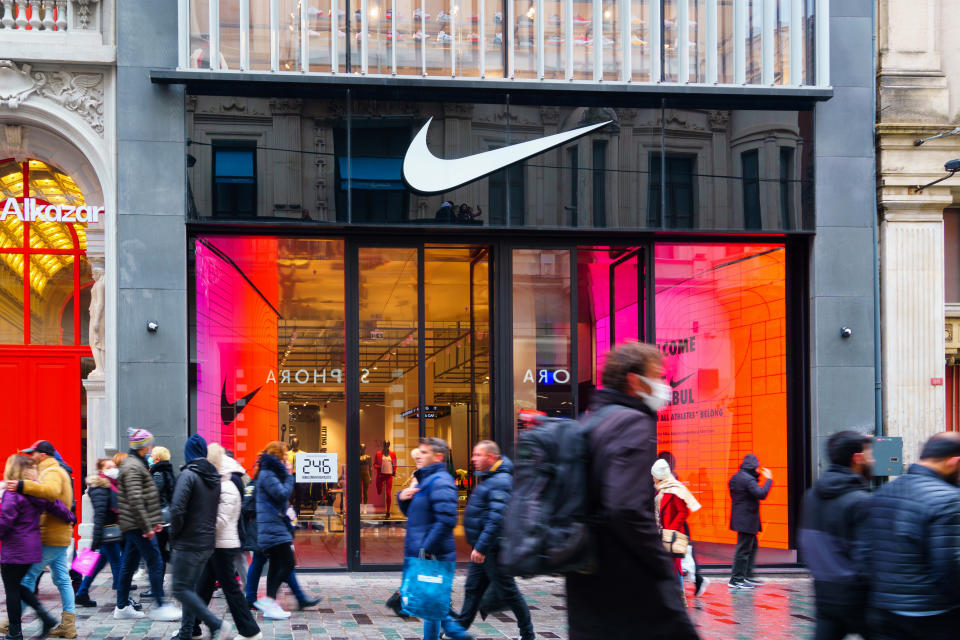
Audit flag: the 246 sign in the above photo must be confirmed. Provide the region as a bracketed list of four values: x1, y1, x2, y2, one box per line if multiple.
[296, 452, 338, 483]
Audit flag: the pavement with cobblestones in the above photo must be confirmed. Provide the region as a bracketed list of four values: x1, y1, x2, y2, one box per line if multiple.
[13, 572, 816, 639]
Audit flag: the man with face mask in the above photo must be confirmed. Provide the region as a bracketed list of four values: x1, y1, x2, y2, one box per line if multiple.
[798, 430, 873, 640]
[565, 342, 699, 640]
[864, 432, 960, 640]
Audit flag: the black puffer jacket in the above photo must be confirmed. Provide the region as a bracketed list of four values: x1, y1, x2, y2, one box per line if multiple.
[566, 388, 699, 640]
[151, 460, 176, 508]
[463, 456, 514, 554]
[728, 454, 772, 534]
[865, 464, 960, 614]
[86, 474, 118, 551]
[798, 465, 870, 609]
[169, 458, 221, 552]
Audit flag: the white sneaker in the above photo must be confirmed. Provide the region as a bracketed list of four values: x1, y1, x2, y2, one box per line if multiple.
[238, 633, 263, 640]
[114, 605, 145, 620]
[210, 620, 234, 640]
[149, 604, 183, 621]
[254, 598, 291, 620]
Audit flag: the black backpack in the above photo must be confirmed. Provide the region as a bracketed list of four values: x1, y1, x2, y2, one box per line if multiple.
[499, 405, 620, 578]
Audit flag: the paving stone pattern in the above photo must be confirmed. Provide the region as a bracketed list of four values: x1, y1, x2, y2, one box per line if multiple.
[19, 572, 816, 639]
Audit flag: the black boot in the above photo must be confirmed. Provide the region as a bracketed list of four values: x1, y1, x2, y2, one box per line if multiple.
[297, 596, 321, 610]
[3, 633, 24, 640]
[385, 590, 408, 618]
[35, 610, 57, 639]
[75, 593, 97, 608]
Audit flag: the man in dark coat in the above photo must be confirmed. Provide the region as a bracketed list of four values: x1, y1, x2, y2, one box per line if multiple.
[457, 441, 533, 640]
[864, 432, 960, 640]
[171, 434, 229, 640]
[398, 437, 472, 640]
[727, 453, 773, 589]
[566, 342, 699, 640]
[798, 430, 873, 639]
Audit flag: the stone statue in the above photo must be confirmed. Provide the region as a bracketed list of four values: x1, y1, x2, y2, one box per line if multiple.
[88, 264, 105, 378]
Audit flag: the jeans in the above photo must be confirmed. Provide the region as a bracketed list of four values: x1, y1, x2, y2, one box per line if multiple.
[458, 555, 534, 637]
[22, 544, 75, 614]
[77, 541, 123, 597]
[264, 543, 295, 599]
[244, 551, 308, 603]
[3, 562, 53, 636]
[424, 616, 469, 640]
[173, 548, 221, 636]
[730, 532, 758, 582]
[867, 607, 960, 640]
[194, 549, 260, 638]
[116, 530, 165, 608]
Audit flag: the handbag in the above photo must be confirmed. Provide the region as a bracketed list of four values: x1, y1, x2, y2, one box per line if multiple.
[661, 529, 689, 557]
[102, 524, 122, 543]
[71, 547, 101, 577]
[400, 554, 455, 620]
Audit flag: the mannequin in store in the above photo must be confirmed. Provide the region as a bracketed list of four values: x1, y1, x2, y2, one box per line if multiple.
[359, 444, 373, 507]
[374, 441, 397, 517]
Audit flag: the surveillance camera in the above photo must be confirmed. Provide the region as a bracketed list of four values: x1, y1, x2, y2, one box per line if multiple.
[840, 326, 853, 339]
[147, 321, 159, 333]
[946, 158, 960, 172]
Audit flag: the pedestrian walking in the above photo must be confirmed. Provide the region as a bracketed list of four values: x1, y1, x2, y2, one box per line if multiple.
[456, 441, 533, 640]
[565, 342, 699, 640]
[252, 441, 298, 619]
[864, 432, 960, 639]
[114, 428, 179, 621]
[75, 458, 124, 608]
[386, 447, 424, 617]
[170, 434, 230, 640]
[397, 437, 473, 640]
[2, 441, 78, 638]
[183, 443, 262, 640]
[0, 454, 75, 640]
[798, 430, 873, 640]
[652, 457, 702, 599]
[727, 453, 773, 589]
[656, 452, 708, 596]
[150, 446, 175, 577]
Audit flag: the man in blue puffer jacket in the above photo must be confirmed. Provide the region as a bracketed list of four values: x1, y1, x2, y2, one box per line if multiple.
[864, 432, 960, 639]
[457, 441, 533, 640]
[398, 437, 472, 640]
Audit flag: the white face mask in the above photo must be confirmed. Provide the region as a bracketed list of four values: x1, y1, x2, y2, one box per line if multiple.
[103, 468, 119, 480]
[637, 376, 671, 411]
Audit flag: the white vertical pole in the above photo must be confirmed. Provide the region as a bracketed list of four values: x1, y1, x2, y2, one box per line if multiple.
[706, 0, 717, 83]
[536, 0, 544, 78]
[678, 0, 689, 81]
[789, 0, 800, 84]
[761, 0, 773, 84]
[240, 0, 250, 70]
[451, 1, 457, 76]
[391, 0, 397, 73]
[479, 0, 486, 77]
[650, 0, 660, 81]
[733, 0, 744, 83]
[179, 0, 189, 68]
[270, 0, 279, 71]
[619, 0, 630, 81]
[301, 0, 310, 71]
[361, 0, 368, 72]
[209, 0, 220, 69]
[816, 0, 829, 86]
[507, 0, 514, 77]
[564, 0, 573, 79]
[592, 0, 601, 80]
[332, 0, 339, 72]
[422, 0, 427, 74]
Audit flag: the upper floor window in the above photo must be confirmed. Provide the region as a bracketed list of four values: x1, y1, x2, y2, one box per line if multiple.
[212, 143, 256, 217]
[184, 0, 823, 86]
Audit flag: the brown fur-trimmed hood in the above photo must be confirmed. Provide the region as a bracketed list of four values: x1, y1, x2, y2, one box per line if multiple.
[86, 474, 111, 489]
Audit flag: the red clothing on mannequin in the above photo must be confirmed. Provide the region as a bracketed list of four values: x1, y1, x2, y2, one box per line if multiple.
[374, 449, 397, 515]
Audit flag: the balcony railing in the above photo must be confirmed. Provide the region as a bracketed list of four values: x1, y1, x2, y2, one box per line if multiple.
[180, 0, 829, 87]
[1, 0, 68, 31]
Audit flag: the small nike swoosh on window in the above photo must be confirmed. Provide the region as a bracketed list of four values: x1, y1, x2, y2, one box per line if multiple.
[669, 372, 696, 389]
[402, 117, 611, 194]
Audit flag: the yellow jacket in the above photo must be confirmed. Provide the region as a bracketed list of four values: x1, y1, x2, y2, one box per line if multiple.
[20, 457, 74, 546]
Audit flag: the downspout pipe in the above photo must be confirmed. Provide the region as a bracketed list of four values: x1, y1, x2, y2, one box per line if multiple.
[871, 0, 883, 437]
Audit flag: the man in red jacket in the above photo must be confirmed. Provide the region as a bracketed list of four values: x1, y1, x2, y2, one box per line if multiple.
[374, 442, 397, 517]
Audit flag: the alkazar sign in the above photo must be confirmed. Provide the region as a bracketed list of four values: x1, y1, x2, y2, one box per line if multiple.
[1, 197, 104, 223]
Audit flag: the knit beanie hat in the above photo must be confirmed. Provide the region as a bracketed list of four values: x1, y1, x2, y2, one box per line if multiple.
[651, 458, 673, 481]
[184, 433, 208, 463]
[128, 428, 154, 449]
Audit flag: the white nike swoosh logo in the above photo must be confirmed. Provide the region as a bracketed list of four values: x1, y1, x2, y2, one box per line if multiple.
[402, 117, 611, 194]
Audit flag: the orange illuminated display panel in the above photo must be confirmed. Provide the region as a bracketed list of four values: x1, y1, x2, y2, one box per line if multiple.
[195, 236, 280, 470]
[654, 244, 788, 549]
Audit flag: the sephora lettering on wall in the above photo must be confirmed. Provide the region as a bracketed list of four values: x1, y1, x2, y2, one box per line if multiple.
[1, 197, 104, 223]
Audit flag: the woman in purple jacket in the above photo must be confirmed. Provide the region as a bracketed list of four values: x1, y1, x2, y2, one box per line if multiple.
[0, 454, 76, 640]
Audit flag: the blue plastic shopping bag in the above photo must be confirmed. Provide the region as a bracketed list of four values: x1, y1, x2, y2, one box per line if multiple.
[400, 556, 455, 620]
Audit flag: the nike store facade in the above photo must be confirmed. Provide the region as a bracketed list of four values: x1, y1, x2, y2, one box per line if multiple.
[118, 0, 877, 571]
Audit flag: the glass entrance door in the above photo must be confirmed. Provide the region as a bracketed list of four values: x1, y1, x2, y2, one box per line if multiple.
[352, 243, 492, 566]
